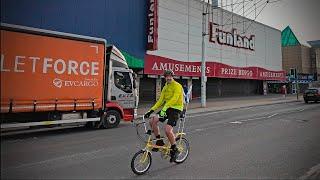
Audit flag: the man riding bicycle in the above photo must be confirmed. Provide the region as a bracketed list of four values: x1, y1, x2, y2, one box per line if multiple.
[144, 69, 184, 162]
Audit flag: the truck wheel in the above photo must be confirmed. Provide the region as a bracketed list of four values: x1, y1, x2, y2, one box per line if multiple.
[102, 110, 121, 129]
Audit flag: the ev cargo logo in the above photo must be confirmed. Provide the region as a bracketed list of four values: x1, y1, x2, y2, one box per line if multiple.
[53, 78, 99, 88]
[209, 22, 255, 51]
[53, 78, 63, 88]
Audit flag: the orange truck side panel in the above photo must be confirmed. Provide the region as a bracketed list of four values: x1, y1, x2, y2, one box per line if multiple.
[0, 30, 105, 113]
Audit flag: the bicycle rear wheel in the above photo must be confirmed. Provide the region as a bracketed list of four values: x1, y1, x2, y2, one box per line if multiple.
[131, 150, 152, 175]
[174, 137, 190, 164]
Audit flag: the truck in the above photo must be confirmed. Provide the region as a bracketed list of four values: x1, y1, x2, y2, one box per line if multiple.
[0, 23, 138, 131]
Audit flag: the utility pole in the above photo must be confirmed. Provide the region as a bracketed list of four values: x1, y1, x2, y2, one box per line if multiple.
[296, 68, 299, 100]
[294, 68, 299, 100]
[291, 68, 299, 100]
[201, 0, 207, 108]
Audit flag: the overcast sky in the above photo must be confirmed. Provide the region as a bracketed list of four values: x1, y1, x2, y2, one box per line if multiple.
[219, 0, 320, 45]
[255, 0, 320, 44]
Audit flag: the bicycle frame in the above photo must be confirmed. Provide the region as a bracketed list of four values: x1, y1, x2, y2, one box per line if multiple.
[133, 85, 192, 155]
[134, 102, 189, 155]
[131, 86, 192, 173]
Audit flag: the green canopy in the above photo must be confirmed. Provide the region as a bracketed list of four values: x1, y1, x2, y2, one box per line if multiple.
[121, 50, 144, 69]
[281, 26, 300, 47]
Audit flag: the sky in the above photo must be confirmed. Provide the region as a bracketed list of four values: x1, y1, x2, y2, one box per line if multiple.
[256, 0, 320, 45]
[220, 0, 320, 45]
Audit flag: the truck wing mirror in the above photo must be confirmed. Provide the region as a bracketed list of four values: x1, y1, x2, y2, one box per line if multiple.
[133, 80, 137, 89]
[132, 72, 137, 89]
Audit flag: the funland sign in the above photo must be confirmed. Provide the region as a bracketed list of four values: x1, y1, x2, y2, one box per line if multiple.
[209, 22, 255, 51]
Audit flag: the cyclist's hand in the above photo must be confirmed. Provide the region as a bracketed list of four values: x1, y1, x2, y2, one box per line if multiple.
[144, 110, 154, 118]
[159, 109, 166, 117]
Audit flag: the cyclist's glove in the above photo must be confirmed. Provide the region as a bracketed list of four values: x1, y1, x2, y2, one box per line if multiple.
[144, 110, 154, 118]
[159, 109, 166, 117]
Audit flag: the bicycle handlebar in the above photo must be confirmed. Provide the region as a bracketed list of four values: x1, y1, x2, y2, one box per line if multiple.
[132, 100, 190, 143]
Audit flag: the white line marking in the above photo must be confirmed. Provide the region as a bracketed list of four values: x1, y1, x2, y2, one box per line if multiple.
[3, 145, 128, 171]
[3, 148, 104, 170]
[299, 163, 320, 180]
[242, 116, 267, 122]
[187, 106, 314, 133]
[229, 121, 242, 124]
[240, 113, 279, 123]
[188, 107, 253, 118]
[267, 113, 279, 118]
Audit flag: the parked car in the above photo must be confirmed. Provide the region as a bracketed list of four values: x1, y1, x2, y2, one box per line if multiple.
[303, 88, 320, 103]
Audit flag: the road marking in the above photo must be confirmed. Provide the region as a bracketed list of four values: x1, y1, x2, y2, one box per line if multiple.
[228, 113, 280, 125]
[186, 105, 314, 134]
[227, 108, 305, 125]
[268, 113, 279, 118]
[2, 145, 128, 171]
[299, 163, 320, 180]
[242, 116, 267, 122]
[188, 107, 253, 118]
[229, 121, 242, 124]
[188, 106, 314, 134]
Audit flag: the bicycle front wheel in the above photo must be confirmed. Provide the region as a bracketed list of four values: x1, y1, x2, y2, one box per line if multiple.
[174, 137, 190, 164]
[131, 150, 152, 175]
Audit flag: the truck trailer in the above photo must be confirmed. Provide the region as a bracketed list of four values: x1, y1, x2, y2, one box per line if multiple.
[0, 23, 138, 130]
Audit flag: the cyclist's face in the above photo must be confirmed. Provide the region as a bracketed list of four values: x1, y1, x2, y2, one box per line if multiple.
[165, 75, 173, 83]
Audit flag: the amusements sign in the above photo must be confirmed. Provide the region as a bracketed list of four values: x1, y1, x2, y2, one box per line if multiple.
[144, 54, 285, 81]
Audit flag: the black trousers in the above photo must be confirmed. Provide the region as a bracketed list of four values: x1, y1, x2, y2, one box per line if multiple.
[158, 108, 181, 127]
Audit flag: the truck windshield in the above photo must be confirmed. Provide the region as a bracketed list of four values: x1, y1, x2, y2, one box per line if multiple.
[114, 71, 132, 93]
[112, 60, 128, 68]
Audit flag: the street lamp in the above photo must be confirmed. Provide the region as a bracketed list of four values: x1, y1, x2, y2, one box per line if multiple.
[201, 0, 208, 108]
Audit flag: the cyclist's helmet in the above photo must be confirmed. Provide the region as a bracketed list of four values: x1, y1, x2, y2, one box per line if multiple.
[163, 69, 174, 77]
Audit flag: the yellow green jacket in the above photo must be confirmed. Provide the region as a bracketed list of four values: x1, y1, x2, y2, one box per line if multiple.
[151, 80, 184, 112]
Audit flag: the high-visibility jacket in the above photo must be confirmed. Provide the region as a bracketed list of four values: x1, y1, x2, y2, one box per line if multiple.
[151, 80, 184, 112]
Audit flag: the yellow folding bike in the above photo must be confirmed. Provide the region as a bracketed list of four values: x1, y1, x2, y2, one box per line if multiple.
[130, 109, 190, 175]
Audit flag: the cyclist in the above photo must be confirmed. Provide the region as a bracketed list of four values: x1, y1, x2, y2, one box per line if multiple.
[144, 69, 184, 162]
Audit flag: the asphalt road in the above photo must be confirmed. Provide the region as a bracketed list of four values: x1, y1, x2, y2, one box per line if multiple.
[1, 101, 320, 179]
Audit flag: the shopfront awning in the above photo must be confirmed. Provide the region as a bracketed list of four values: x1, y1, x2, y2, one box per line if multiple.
[121, 50, 144, 69]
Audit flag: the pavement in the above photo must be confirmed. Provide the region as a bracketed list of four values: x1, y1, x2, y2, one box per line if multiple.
[138, 93, 301, 116]
[2, 101, 320, 179]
